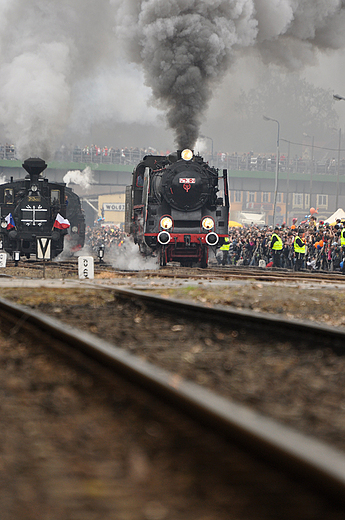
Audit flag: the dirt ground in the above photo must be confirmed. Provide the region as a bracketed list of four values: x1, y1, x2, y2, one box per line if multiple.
[3, 285, 345, 519]
[2, 280, 345, 455]
[150, 281, 345, 328]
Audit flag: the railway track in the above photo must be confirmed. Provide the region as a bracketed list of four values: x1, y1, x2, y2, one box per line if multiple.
[148, 265, 345, 284]
[5, 257, 345, 286]
[4, 258, 111, 276]
[2, 292, 345, 517]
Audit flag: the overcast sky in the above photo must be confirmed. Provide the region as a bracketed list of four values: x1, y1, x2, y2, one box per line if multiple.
[0, 0, 345, 159]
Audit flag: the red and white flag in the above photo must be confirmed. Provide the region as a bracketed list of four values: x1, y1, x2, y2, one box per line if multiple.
[5, 213, 15, 230]
[53, 213, 70, 229]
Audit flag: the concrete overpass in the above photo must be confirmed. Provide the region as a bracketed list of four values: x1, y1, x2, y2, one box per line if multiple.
[0, 159, 133, 198]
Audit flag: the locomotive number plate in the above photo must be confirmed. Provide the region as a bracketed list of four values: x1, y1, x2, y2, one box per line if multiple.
[28, 196, 41, 202]
[179, 178, 195, 184]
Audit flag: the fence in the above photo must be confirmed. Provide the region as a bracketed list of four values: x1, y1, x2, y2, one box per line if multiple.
[1, 144, 345, 176]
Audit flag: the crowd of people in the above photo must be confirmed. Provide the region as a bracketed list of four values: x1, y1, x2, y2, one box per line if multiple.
[85, 225, 125, 253]
[83, 217, 345, 273]
[218, 217, 345, 272]
[2, 141, 345, 177]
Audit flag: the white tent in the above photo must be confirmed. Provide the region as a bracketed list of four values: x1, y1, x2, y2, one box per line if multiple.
[239, 212, 266, 226]
[325, 208, 345, 224]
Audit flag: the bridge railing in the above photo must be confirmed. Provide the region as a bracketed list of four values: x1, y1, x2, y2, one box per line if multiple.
[1, 144, 345, 176]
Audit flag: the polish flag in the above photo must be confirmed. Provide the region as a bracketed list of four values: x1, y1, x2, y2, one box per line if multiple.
[53, 213, 70, 229]
[5, 213, 15, 230]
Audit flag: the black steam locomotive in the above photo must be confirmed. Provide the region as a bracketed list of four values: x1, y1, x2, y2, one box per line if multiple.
[0, 157, 85, 260]
[125, 149, 229, 267]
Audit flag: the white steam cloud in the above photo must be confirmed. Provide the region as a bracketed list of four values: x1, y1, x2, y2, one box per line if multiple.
[0, 0, 160, 160]
[0, 1, 345, 157]
[107, 239, 159, 271]
[63, 166, 94, 190]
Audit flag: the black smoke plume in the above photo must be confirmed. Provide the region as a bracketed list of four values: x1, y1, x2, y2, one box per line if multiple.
[115, 0, 345, 149]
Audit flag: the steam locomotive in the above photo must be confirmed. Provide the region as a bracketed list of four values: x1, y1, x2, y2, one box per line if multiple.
[0, 157, 85, 260]
[125, 149, 229, 267]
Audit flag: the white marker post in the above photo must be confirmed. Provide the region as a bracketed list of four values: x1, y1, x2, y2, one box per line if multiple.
[0, 252, 7, 268]
[37, 237, 52, 279]
[78, 256, 94, 280]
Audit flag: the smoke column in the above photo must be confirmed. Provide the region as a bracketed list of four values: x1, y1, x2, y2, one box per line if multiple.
[1, 1, 345, 157]
[114, 0, 345, 149]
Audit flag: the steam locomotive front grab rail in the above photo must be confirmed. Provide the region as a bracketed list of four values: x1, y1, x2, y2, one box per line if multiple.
[125, 149, 229, 267]
[0, 157, 85, 260]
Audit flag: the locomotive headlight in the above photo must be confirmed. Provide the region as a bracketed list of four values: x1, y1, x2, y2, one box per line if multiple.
[71, 226, 78, 233]
[202, 217, 214, 231]
[30, 185, 38, 192]
[206, 232, 219, 246]
[158, 231, 171, 245]
[160, 216, 173, 230]
[181, 149, 193, 161]
[1, 221, 7, 229]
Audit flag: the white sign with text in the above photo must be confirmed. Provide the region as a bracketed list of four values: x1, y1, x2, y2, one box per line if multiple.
[103, 203, 125, 212]
[78, 256, 94, 280]
[0, 253, 7, 268]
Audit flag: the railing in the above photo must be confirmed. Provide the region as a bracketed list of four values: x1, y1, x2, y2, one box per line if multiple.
[202, 153, 345, 176]
[1, 144, 345, 176]
[53, 147, 146, 165]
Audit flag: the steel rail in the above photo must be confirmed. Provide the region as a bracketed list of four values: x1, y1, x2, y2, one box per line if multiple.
[108, 266, 345, 285]
[92, 284, 345, 354]
[156, 266, 345, 283]
[1, 296, 345, 505]
[9, 258, 345, 283]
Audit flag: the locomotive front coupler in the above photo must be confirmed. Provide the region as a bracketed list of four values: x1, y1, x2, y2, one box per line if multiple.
[184, 235, 191, 247]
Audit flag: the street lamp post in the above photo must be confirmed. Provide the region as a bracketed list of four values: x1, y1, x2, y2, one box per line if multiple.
[333, 95, 344, 210]
[285, 140, 290, 225]
[200, 134, 214, 163]
[303, 133, 314, 209]
[337, 128, 342, 210]
[263, 116, 280, 226]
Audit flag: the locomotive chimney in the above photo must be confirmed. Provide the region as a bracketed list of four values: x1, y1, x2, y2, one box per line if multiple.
[22, 157, 47, 182]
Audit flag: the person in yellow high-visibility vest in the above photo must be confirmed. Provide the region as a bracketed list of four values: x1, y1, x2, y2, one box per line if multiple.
[219, 236, 230, 265]
[293, 229, 306, 271]
[341, 225, 345, 248]
[341, 225, 345, 274]
[270, 227, 283, 268]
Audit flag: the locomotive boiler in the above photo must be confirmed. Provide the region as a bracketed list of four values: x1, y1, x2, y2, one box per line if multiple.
[125, 149, 229, 267]
[0, 157, 85, 260]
